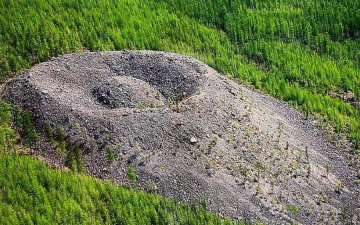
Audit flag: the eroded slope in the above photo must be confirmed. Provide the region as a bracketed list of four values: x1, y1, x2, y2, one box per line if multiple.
[5, 51, 359, 224]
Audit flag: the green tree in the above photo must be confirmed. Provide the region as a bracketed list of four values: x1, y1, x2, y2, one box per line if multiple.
[106, 145, 115, 164]
[54, 125, 65, 142]
[43, 120, 53, 142]
[127, 166, 137, 183]
[22, 111, 39, 148]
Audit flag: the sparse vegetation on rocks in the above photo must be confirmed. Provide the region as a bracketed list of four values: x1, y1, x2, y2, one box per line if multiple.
[0, 153, 243, 225]
[3, 51, 358, 223]
[106, 145, 115, 164]
[127, 165, 137, 183]
[1, 0, 359, 151]
[21, 111, 39, 148]
[0, 0, 359, 224]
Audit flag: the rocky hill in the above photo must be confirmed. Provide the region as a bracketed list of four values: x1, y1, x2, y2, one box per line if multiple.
[4, 51, 359, 224]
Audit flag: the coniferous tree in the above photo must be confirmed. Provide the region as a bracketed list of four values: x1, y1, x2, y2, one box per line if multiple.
[43, 120, 53, 142]
[22, 111, 39, 148]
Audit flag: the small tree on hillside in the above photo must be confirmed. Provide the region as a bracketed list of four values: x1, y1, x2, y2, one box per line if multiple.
[127, 166, 136, 183]
[43, 120, 53, 142]
[22, 111, 39, 148]
[54, 125, 65, 142]
[106, 145, 115, 164]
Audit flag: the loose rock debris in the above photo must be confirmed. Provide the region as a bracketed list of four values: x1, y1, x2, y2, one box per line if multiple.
[5, 51, 359, 224]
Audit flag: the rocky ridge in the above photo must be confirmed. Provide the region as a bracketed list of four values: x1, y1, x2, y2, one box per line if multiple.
[4, 51, 359, 224]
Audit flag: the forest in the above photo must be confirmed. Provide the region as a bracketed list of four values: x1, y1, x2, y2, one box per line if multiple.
[0, 154, 241, 225]
[0, 0, 359, 223]
[0, 0, 359, 150]
[0, 101, 244, 225]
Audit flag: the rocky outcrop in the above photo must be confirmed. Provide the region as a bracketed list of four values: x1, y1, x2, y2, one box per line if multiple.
[5, 51, 359, 224]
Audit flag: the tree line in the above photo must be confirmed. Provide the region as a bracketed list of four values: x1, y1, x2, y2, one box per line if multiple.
[0, 0, 359, 151]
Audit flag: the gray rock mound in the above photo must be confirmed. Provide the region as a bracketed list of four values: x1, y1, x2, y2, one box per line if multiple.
[5, 51, 359, 224]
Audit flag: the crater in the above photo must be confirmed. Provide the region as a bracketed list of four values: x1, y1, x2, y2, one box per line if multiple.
[91, 76, 166, 109]
[4, 50, 358, 224]
[104, 51, 202, 100]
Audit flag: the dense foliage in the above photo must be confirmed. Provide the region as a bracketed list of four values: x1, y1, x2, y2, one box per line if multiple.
[0, 0, 359, 223]
[0, 102, 16, 153]
[0, 154, 245, 225]
[0, 102, 243, 225]
[0, 0, 359, 151]
[161, 0, 360, 149]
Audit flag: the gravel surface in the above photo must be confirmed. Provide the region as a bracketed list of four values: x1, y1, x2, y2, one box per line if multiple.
[4, 51, 359, 224]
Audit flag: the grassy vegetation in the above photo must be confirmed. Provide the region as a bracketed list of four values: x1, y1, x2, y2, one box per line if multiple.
[0, 154, 246, 225]
[0, 0, 359, 222]
[160, 0, 360, 150]
[0, 101, 244, 225]
[0, 0, 359, 151]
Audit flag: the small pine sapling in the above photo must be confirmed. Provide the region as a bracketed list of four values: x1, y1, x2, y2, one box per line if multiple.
[106, 145, 115, 164]
[43, 120, 53, 142]
[127, 165, 137, 183]
[22, 111, 39, 148]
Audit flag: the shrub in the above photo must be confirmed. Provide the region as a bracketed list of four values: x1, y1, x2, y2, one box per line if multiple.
[43, 120, 53, 142]
[54, 125, 65, 142]
[65, 144, 85, 173]
[127, 166, 137, 183]
[106, 145, 115, 164]
[21, 111, 39, 148]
